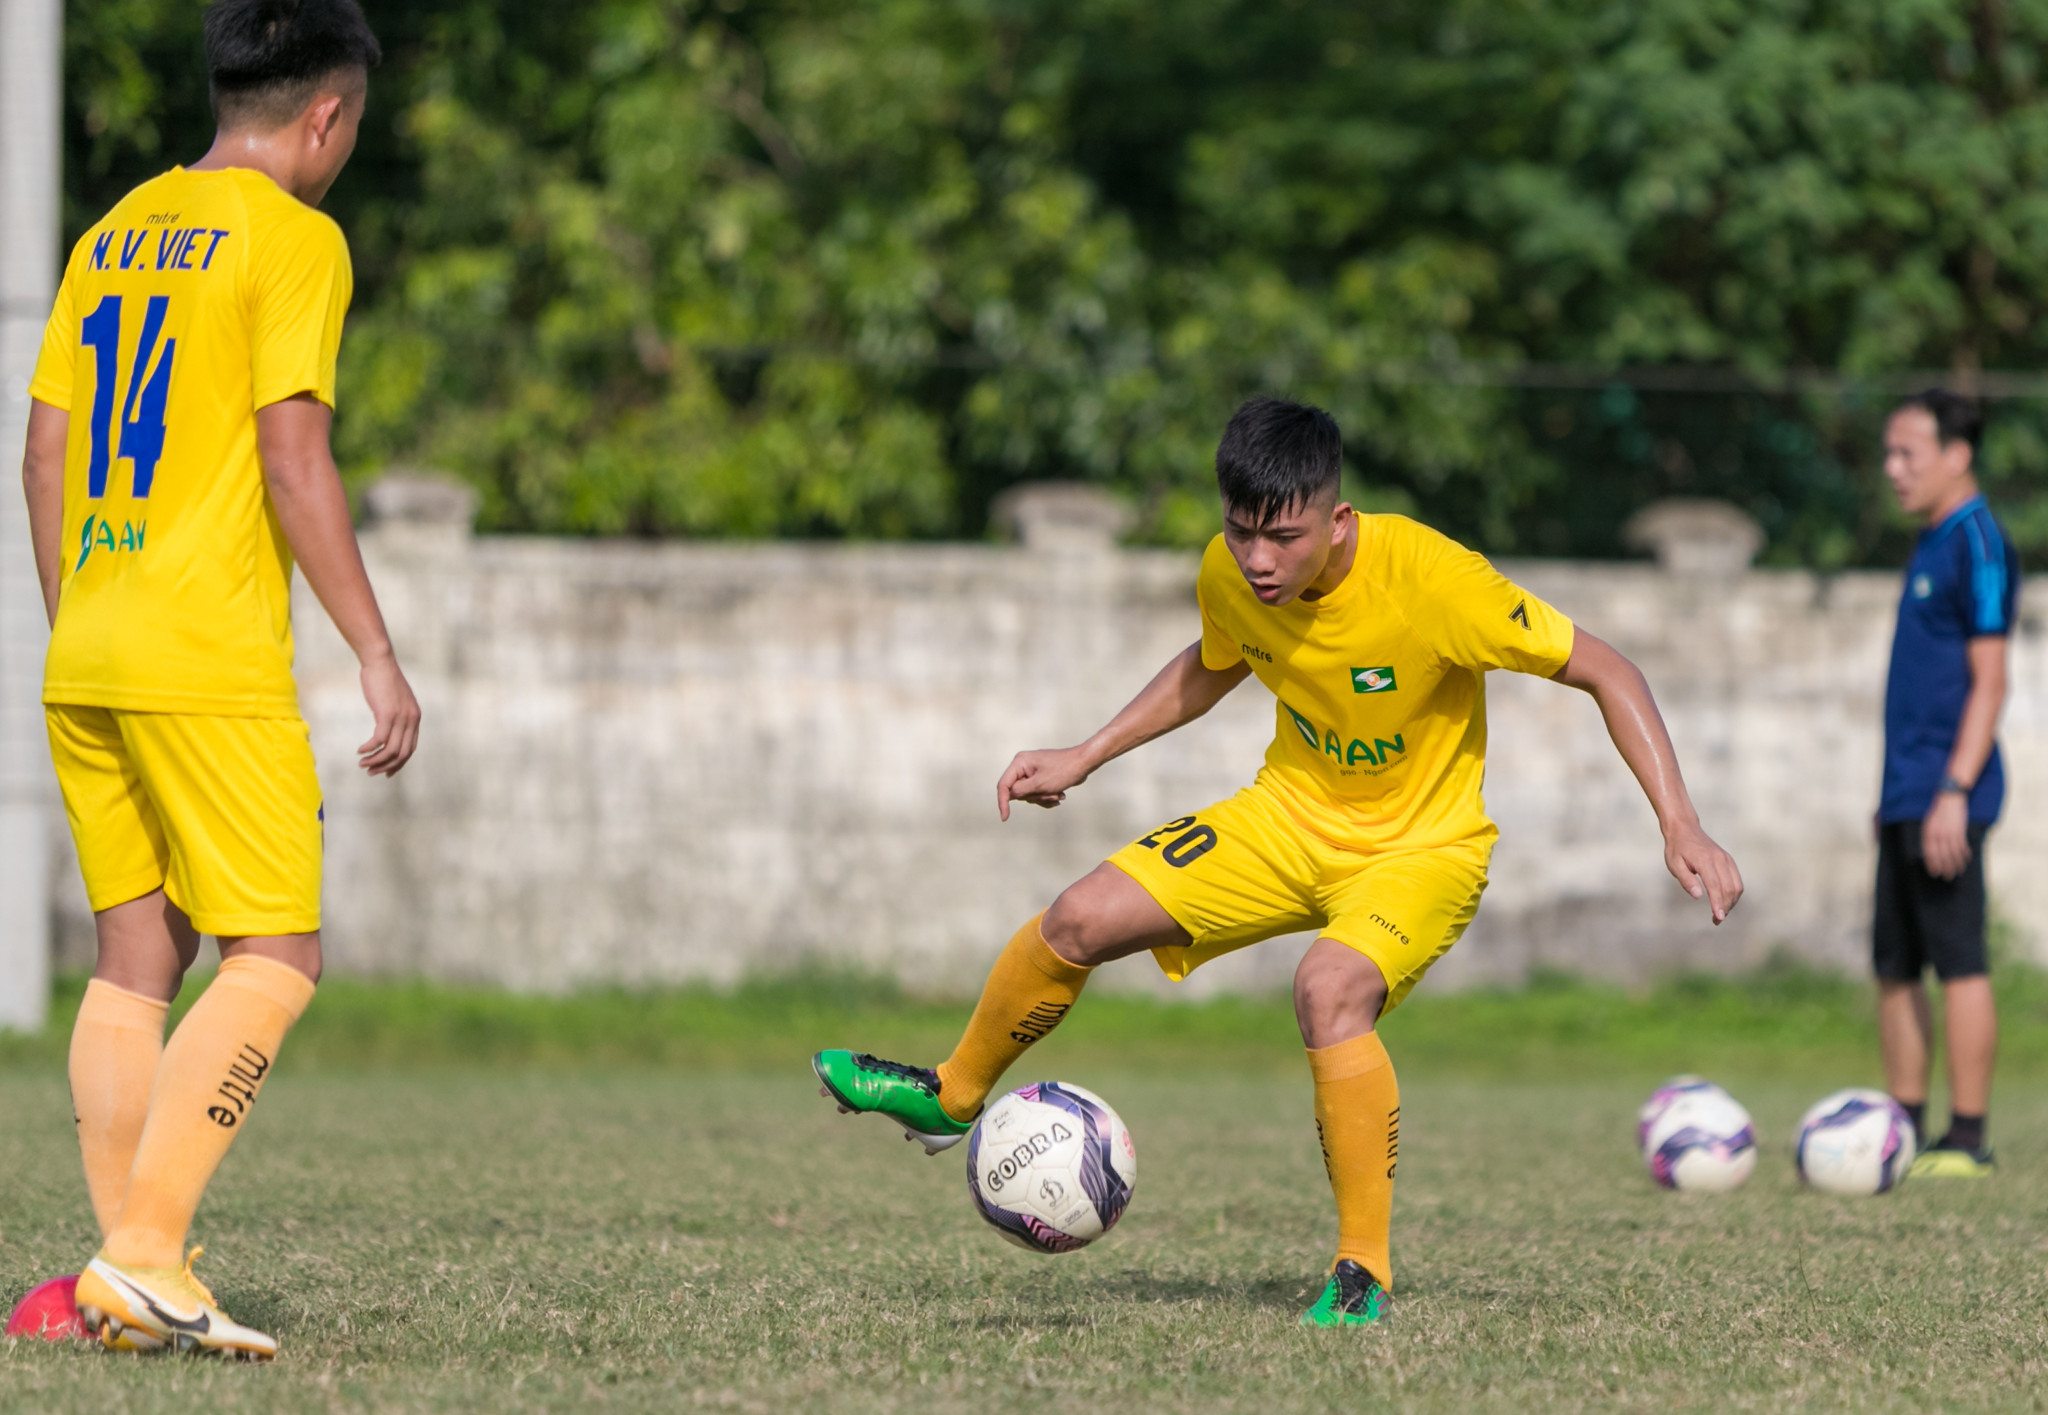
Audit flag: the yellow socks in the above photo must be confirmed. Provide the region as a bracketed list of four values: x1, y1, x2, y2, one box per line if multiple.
[103, 956, 315, 1270]
[69, 979, 171, 1238]
[1308, 1029, 1400, 1291]
[935, 914, 1092, 1123]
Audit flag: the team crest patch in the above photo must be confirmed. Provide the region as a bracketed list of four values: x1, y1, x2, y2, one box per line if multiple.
[1912, 573, 1933, 600]
[1352, 666, 1397, 694]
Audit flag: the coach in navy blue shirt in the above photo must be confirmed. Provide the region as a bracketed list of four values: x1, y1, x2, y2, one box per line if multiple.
[1876, 390, 2016, 1179]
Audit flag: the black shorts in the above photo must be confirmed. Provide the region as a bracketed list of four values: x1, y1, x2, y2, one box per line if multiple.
[1873, 819, 1990, 982]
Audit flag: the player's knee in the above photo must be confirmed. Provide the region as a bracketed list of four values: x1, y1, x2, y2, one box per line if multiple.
[1042, 883, 1121, 968]
[220, 933, 323, 986]
[1293, 945, 1387, 1047]
[1041, 892, 1099, 967]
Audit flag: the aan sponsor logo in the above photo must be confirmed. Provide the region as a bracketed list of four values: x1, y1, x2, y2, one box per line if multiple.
[1284, 702, 1406, 768]
[74, 513, 146, 572]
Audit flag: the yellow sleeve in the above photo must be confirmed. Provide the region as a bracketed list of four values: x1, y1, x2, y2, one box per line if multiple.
[248, 209, 353, 410]
[27, 249, 82, 410]
[1398, 521, 1575, 676]
[1196, 537, 1244, 670]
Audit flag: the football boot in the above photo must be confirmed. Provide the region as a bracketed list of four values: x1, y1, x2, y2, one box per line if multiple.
[1301, 1259, 1389, 1328]
[74, 1248, 278, 1361]
[812, 1049, 973, 1153]
[1909, 1142, 1996, 1179]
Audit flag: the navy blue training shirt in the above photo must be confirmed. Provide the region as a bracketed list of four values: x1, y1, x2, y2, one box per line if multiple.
[1880, 494, 2020, 824]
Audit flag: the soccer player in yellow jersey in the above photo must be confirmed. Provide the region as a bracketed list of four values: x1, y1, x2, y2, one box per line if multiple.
[815, 397, 1744, 1325]
[17, 0, 412, 1359]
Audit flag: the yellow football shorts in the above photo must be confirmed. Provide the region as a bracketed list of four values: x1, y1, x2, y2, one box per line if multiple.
[45, 704, 323, 936]
[1108, 780, 1492, 1013]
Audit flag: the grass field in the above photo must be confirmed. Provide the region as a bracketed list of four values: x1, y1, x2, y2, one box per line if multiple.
[4, 969, 2048, 1412]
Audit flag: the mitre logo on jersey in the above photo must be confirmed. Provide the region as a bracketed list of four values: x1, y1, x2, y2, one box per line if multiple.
[1351, 666, 1397, 693]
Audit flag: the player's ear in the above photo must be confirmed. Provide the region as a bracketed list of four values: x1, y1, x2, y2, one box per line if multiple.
[1941, 440, 1974, 485]
[308, 92, 347, 145]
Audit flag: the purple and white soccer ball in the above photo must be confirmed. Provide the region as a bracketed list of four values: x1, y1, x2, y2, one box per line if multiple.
[1638, 1076, 1757, 1192]
[966, 1081, 1136, 1253]
[1795, 1088, 1916, 1196]
[1637, 1075, 1719, 1153]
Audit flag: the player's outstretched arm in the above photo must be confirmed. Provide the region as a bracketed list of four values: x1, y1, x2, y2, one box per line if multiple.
[257, 393, 420, 777]
[21, 398, 68, 626]
[1551, 627, 1743, 924]
[997, 641, 1250, 820]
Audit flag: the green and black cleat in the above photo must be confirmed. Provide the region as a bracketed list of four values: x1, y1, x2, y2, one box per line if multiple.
[1301, 1259, 1389, 1328]
[812, 1050, 974, 1154]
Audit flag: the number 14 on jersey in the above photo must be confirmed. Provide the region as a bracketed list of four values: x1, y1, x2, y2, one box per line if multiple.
[79, 294, 176, 501]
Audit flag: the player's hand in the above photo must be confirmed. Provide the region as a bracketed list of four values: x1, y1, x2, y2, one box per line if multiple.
[358, 652, 421, 777]
[1664, 820, 1743, 925]
[1921, 792, 1972, 880]
[997, 747, 1095, 821]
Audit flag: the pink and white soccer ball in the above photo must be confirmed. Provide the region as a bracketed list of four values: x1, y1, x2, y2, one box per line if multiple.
[1637, 1075, 1717, 1152]
[966, 1081, 1136, 1253]
[1795, 1088, 1916, 1195]
[1637, 1076, 1757, 1192]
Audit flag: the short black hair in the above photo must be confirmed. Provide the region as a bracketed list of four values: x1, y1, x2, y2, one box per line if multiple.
[1893, 388, 1983, 455]
[1215, 397, 1344, 524]
[205, 0, 381, 131]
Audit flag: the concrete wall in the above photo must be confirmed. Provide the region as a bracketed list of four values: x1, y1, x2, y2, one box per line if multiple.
[45, 516, 2048, 997]
[0, 0, 63, 1031]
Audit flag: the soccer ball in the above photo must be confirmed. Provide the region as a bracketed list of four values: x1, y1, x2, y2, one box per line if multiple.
[1636, 1074, 1718, 1153]
[1638, 1076, 1757, 1191]
[1795, 1088, 1915, 1196]
[5, 1275, 84, 1342]
[966, 1081, 1136, 1252]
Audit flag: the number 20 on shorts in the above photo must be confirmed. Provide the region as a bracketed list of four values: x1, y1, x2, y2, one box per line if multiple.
[1138, 815, 1219, 868]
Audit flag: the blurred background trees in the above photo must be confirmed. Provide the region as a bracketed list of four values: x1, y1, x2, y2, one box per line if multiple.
[59, 0, 2048, 563]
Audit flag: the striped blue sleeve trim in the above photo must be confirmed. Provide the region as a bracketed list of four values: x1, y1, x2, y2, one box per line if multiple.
[1961, 510, 2010, 635]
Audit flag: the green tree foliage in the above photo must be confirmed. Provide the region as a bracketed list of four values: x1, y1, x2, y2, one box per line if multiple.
[57, 0, 2048, 560]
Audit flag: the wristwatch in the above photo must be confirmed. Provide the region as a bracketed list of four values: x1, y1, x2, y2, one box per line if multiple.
[1939, 774, 1973, 796]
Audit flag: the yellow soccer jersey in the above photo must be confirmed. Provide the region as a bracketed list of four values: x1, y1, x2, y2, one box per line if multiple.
[1198, 515, 1576, 851]
[29, 166, 352, 717]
